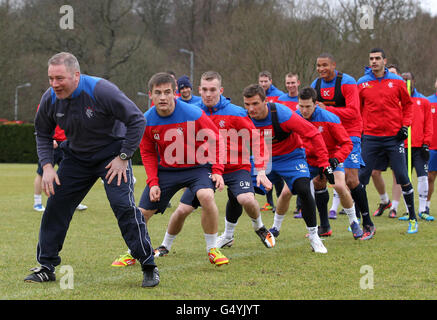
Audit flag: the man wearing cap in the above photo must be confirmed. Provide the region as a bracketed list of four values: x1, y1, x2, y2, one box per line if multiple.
[177, 75, 202, 105]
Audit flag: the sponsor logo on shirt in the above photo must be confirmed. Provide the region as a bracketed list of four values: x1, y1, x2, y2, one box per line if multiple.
[321, 88, 334, 100]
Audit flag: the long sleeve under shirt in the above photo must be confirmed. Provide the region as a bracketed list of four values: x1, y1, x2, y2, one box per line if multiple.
[250, 103, 330, 168]
[35, 74, 146, 167]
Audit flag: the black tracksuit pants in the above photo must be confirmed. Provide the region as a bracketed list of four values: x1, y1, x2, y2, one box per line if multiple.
[36, 141, 155, 272]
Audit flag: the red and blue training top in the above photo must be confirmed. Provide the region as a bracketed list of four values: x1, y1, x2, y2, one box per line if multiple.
[140, 99, 224, 187]
[427, 92, 437, 150]
[265, 84, 285, 103]
[249, 103, 329, 168]
[277, 94, 298, 111]
[358, 67, 413, 137]
[311, 71, 362, 138]
[197, 96, 269, 175]
[296, 106, 352, 167]
[404, 89, 433, 148]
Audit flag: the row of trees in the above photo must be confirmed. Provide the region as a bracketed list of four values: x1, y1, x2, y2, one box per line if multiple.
[1, 0, 436, 122]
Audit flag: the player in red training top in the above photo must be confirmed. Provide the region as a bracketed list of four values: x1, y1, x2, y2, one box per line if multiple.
[357, 48, 417, 234]
[139, 72, 228, 266]
[426, 78, 437, 218]
[295, 87, 363, 240]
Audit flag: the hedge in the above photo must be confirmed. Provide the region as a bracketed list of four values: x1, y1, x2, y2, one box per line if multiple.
[0, 124, 142, 165]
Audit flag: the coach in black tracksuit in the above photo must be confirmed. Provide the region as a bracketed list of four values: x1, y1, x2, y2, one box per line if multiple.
[25, 52, 159, 287]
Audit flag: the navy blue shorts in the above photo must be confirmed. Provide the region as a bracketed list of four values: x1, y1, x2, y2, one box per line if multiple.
[180, 169, 253, 208]
[373, 151, 390, 171]
[405, 148, 428, 177]
[139, 166, 214, 214]
[359, 135, 410, 186]
[429, 150, 437, 172]
[252, 149, 310, 195]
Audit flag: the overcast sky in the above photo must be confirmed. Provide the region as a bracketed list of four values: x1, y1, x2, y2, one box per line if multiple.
[420, 0, 437, 16]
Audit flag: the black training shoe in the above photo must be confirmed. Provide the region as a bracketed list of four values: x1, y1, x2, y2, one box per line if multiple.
[388, 209, 397, 218]
[318, 226, 332, 237]
[154, 245, 169, 257]
[142, 265, 160, 288]
[373, 201, 392, 216]
[255, 226, 275, 248]
[24, 267, 56, 283]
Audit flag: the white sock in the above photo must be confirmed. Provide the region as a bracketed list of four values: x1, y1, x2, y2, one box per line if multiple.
[344, 206, 358, 224]
[330, 190, 340, 212]
[380, 192, 389, 204]
[251, 215, 264, 231]
[34, 194, 42, 206]
[204, 233, 218, 252]
[426, 201, 431, 209]
[272, 213, 285, 230]
[162, 232, 177, 250]
[224, 219, 238, 238]
[418, 176, 428, 213]
[392, 200, 399, 211]
[307, 226, 318, 238]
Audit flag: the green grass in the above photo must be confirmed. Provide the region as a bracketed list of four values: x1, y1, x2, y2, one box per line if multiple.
[0, 164, 436, 300]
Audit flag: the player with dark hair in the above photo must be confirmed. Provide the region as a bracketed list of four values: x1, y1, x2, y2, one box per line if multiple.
[311, 52, 376, 238]
[426, 78, 437, 218]
[358, 48, 418, 234]
[394, 72, 433, 221]
[243, 83, 334, 253]
[152, 71, 274, 255]
[137, 72, 229, 266]
[291, 87, 363, 239]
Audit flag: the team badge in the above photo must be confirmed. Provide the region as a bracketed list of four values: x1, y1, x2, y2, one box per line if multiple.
[85, 106, 94, 118]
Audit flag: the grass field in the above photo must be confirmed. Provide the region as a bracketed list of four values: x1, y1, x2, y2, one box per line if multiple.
[0, 163, 436, 300]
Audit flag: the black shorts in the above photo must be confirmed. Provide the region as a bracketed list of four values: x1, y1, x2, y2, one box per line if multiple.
[180, 169, 253, 209]
[359, 135, 410, 186]
[139, 166, 214, 214]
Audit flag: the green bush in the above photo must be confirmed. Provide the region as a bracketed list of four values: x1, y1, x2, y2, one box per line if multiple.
[0, 124, 142, 165]
[0, 124, 37, 163]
